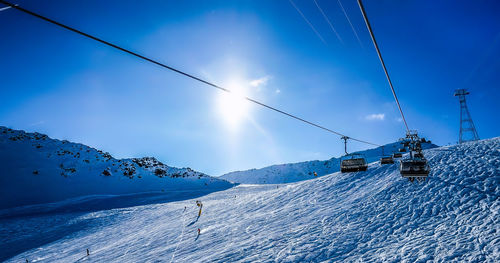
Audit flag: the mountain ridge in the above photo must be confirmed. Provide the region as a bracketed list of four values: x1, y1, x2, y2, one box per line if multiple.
[0, 126, 233, 210]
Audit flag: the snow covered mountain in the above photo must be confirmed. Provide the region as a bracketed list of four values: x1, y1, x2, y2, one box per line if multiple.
[2, 137, 498, 262]
[0, 126, 233, 211]
[221, 140, 437, 184]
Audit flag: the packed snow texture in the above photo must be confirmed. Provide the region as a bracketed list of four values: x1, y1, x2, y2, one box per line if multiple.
[2, 137, 498, 262]
[0, 126, 233, 210]
[221, 141, 437, 184]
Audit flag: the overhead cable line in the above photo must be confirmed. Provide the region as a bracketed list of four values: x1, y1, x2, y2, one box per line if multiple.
[357, 0, 410, 133]
[288, 0, 327, 45]
[338, 0, 363, 48]
[312, 0, 343, 44]
[0, 0, 380, 147]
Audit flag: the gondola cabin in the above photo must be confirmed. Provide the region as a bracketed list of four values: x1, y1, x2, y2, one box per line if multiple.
[340, 154, 368, 173]
[414, 152, 424, 159]
[380, 156, 394, 164]
[400, 156, 430, 182]
[415, 142, 422, 150]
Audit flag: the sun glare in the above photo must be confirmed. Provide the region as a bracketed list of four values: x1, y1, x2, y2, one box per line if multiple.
[217, 84, 249, 130]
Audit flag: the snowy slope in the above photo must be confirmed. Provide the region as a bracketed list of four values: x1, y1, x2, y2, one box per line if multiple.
[221, 141, 437, 184]
[0, 126, 234, 210]
[3, 137, 498, 262]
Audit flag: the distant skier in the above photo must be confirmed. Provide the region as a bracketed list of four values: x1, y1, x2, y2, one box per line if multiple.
[86, 248, 90, 256]
[314, 172, 318, 177]
[196, 201, 203, 217]
[183, 206, 186, 212]
[194, 228, 201, 241]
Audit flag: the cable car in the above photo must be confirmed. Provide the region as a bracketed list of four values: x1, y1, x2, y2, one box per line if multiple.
[380, 156, 394, 164]
[393, 153, 403, 158]
[339, 136, 368, 173]
[415, 142, 422, 150]
[414, 152, 424, 159]
[341, 153, 368, 172]
[400, 152, 430, 182]
[379, 146, 394, 164]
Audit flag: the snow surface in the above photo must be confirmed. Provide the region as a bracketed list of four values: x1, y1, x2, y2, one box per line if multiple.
[0, 126, 234, 211]
[221, 141, 437, 184]
[2, 137, 498, 262]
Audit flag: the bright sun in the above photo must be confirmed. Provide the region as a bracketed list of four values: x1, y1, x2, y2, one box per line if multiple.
[217, 84, 249, 130]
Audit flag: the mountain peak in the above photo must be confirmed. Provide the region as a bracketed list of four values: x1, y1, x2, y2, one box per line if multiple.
[0, 126, 233, 210]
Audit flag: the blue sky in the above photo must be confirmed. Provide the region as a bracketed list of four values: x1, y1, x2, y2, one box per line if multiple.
[1, 0, 499, 175]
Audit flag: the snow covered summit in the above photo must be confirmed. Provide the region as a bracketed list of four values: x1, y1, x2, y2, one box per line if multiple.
[0, 126, 233, 210]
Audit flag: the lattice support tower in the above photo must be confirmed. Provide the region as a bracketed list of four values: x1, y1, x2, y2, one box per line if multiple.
[454, 89, 479, 144]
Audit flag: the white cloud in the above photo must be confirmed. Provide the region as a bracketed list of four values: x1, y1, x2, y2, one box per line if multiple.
[275, 89, 281, 94]
[365, 113, 385, 121]
[249, 76, 271, 88]
[29, 121, 45, 127]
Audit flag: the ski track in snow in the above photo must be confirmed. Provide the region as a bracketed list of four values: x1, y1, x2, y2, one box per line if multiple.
[2, 138, 499, 262]
[170, 207, 188, 263]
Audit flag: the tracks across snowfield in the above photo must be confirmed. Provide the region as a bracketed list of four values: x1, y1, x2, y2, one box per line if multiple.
[3, 138, 499, 262]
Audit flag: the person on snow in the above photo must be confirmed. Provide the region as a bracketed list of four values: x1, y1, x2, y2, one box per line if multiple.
[314, 171, 318, 177]
[197, 228, 201, 235]
[196, 200, 203, 217]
